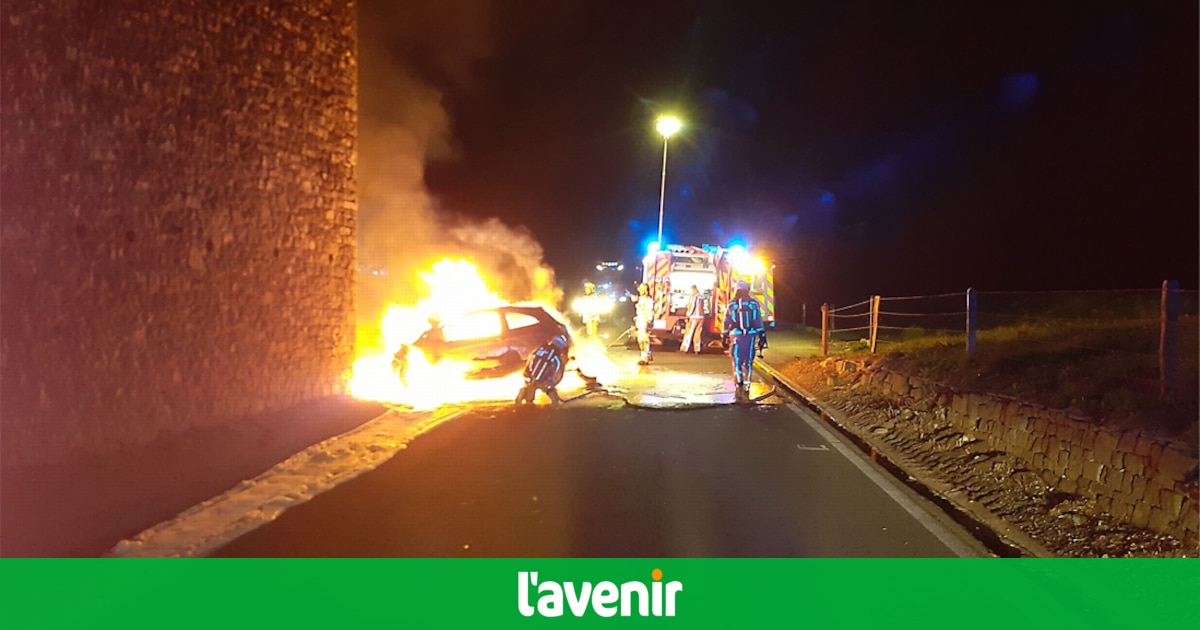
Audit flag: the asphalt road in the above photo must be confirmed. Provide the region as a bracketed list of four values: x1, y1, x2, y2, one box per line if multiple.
[213, 352, 986, 557]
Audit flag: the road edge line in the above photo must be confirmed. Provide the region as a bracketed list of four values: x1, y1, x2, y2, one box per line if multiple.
[757, 358, 1052, 558]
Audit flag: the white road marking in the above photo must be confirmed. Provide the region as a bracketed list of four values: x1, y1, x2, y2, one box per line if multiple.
[785, 403, 984, 558]
[107, 406, 468, 558]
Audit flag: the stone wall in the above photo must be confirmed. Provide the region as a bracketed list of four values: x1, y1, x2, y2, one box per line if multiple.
[858, 365, 1199, 543]
[0, 1, 358, 464]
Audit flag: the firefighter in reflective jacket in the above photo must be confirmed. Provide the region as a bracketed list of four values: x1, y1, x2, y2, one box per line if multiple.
[579, 282, 602, 338]
[632, 282, 654, 365]
[722, 280, 767, 399]
[679, 284, 705, 354]
[516, 333, 570, 405]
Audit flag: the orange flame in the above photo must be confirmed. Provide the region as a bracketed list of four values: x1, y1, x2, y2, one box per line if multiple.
[349, 258, 612, 409]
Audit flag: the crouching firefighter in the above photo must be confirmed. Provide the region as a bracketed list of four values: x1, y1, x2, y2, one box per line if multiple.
[723, 280, 768, 401]
[516, 333, 571, 405]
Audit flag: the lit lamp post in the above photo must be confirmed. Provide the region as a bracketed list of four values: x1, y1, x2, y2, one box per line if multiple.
[654, 115, 681, 249]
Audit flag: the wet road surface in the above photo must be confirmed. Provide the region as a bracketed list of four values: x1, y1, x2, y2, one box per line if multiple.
[213, 349, 984, 557]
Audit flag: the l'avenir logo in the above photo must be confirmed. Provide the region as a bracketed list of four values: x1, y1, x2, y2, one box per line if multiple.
[518, 568, 683, 618]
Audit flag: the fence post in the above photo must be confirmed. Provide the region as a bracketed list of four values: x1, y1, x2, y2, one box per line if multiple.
[869, 295, 880, 353]
[1159, 280, 1180, 398]
[820, 303, 829, 356]
[802, 303, 806, 328]
[966, 288, 977, 358]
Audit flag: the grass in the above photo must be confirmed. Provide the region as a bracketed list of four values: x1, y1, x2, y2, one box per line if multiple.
[791, 324, 822, 339]
[822, 314, 1198, 438]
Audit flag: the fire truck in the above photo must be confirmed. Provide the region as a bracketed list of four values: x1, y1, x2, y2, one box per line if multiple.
[639, 243, 775, 348]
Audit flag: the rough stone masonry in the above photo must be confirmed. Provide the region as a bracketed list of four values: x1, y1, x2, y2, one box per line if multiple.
[0, 1, 358, 465]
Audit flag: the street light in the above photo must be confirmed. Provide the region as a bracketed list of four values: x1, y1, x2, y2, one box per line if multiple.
[654, 115, 681, 249]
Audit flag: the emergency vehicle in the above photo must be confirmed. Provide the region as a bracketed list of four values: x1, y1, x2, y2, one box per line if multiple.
[588, 260, 633, 302]
[639, 243, 776, 347]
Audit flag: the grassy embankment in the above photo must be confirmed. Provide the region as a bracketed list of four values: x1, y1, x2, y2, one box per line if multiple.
[804, 312, 1198, 440]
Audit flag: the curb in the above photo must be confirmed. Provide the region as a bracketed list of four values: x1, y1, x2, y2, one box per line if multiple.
[755, 357, 1054, 558]
[107, 405, 468, 558]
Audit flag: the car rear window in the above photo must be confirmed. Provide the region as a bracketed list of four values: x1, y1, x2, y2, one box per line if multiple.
[442, 311, 503, 342]
[504, 311, 541, 331]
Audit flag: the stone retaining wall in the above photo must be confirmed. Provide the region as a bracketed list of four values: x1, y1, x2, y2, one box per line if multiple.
[852, 363, 1198, 543]
[0, 1, 358, 465]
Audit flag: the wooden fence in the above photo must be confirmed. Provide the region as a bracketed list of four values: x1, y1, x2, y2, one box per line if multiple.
[819, 281, 1192, 399]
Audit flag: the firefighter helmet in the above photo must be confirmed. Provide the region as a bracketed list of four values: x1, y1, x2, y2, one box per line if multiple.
[583, 281, 595, 294]
[736, 280, 751, 292]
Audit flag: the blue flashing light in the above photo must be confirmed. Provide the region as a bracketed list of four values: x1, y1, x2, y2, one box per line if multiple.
[646, 240, 661, 254]
[1004, 73, 1038, 108]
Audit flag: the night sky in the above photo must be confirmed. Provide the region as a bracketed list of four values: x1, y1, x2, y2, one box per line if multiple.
[364, 0, 1198, 316]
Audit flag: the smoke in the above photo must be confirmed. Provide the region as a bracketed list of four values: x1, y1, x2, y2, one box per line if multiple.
[356, 0, 561, 350]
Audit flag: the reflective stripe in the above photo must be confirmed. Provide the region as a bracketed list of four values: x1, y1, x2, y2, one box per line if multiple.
[655, 277, 670, 320]
[723, 299, 763, 335]
[715, 263, 730, 327]
[764, 276, 776, 320]
[651, 254, 671, 322]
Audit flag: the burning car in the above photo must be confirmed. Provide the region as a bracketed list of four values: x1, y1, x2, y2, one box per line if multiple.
[397, 305, 571, 379]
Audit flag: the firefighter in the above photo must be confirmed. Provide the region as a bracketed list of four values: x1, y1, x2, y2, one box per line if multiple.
[516, 333, 571, 405]
[679, 284, 705, 354]
[722, 280, 768, 400]
[580, 281, 601, 338]
[632, 282, 654, 365]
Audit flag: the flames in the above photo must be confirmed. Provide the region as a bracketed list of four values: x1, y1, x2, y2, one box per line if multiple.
[349, 258, 616, 409]
[350, 259, 512, 407]
[379, 258, 506, 349]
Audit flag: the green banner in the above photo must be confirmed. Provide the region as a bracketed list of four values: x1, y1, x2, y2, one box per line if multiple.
[2, 559, 1196, 628]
